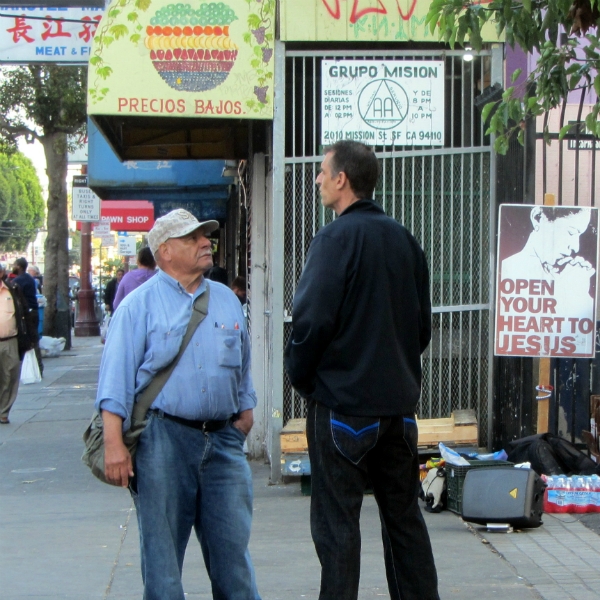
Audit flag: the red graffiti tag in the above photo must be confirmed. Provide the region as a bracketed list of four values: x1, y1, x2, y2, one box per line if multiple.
[353, 0, 386, 22]
[321, 0, 420, 23]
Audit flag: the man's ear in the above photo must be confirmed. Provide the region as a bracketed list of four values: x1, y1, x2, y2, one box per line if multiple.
[530, 206, 543, 230]
[336, 170, 348, 190]
[157, 243, 170, 262]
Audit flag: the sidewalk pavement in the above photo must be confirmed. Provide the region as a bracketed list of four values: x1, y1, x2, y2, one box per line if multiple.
[1, 337, 599, 599]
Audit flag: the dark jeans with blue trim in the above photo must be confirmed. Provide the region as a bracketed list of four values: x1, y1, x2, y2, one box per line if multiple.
[307, 399, 439, 600]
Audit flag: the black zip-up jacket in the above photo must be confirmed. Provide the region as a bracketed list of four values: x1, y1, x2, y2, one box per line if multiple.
[284, 199, 431, 417]
[2, 279, 32, 360]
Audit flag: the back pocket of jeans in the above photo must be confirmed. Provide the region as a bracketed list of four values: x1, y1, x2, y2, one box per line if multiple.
[330, 412, 380, 465]
[402, 417, 418, 457]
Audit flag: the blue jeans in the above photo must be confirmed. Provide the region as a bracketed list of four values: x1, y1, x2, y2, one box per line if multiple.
[307, 400, 439, 600]
[131, 411, 261, 600]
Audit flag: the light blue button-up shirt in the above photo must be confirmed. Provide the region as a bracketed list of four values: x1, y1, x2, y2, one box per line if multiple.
[96, 270, 257, 431]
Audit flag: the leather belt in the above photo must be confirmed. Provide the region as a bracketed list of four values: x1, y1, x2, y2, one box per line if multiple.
[153, 410, 230, 432]
[0, 334, 17, 342]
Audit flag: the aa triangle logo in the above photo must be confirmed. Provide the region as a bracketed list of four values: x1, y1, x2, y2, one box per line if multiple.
[509, 488, 518, 499]
[358, 79, 408, 130]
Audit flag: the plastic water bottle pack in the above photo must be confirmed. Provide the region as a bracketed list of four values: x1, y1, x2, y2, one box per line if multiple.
[542, 474, 600, 513]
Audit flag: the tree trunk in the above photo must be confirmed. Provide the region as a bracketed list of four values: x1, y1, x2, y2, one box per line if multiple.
[42, 132, 71, 350]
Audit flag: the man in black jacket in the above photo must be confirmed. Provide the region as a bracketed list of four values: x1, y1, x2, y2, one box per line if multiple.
[103, 268, 124, 314]
[284, 141, 439, 600]
[13, 257, 43, 375]
[0, 262, 31, 424]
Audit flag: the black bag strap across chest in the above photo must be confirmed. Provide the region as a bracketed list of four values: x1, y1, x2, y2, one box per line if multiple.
[132, 283, 210, 422]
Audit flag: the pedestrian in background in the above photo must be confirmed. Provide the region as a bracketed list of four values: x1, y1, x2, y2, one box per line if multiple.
[27, 265, 43, 293]
[113, 246, 157, 311]
[103, 268, 124, 315]
[207, 264, 228, 285]
[231, 276, 247, 305]
[0, 262, 31, 424]
[231, 275, 248, 321]
[12, 257, 43, 376]
[96, 209, 261, 600]
[284, 140, 439, 600]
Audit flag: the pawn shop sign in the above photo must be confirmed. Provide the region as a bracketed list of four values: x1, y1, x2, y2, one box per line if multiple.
[77, 200, 155, 232]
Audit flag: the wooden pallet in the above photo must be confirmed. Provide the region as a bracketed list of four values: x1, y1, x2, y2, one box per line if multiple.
[416, 409, 478, 447]
[281, 409, 478, 454]
[281, 418, 308, 453]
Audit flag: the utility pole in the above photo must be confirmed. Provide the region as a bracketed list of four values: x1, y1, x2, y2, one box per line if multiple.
[74, 164, 100, 336]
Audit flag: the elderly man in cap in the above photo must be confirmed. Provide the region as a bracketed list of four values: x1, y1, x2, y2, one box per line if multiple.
[96, 209, 260, 600]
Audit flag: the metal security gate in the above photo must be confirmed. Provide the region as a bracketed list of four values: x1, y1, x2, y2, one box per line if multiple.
[270, 45, 503, 477]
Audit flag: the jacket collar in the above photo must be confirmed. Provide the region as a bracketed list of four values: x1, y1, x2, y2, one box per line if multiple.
[339, 198, 384, 217]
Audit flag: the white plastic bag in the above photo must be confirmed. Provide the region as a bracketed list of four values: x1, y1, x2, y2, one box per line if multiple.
[100, 314, 111, 344]
[438, 442, 470, 466]
[39, 336, 66, 357]
[20, 349, 42, 385]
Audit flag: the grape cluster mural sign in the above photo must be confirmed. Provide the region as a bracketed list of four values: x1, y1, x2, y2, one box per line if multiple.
[322, 60, 445, 146]
[88, 0, 274, 120]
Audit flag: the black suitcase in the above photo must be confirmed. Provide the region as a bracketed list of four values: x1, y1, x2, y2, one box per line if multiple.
[461, 467, 545, 528]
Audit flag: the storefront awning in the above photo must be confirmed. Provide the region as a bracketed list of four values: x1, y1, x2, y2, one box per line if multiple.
[87, 0, 274, 160]
[87, 118, 233, 222]
[87, 118, 234, 195]
[90, 115, 254, 161]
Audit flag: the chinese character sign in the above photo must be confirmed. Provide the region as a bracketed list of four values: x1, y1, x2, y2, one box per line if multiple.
[0, 7, 103, 63]
[322, 60, 444, 146]
[495, 204, 599, 358]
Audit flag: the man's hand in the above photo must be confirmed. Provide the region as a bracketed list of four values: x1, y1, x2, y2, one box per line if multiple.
[232, 409, 254, 436]
[102, 410, 134, 487]
[553, 256, 596, 313]
[558, 256, 595, 294]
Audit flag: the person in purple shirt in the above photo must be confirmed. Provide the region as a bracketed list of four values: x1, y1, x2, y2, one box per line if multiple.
[113, 246, 157, 311]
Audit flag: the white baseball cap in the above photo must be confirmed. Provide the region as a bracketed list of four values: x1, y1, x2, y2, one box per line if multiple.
[148, 209, 219, 255]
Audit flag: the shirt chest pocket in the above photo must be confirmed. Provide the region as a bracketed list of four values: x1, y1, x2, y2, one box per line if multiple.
[147, 324, 187, 370]
[217, 329, 242, 368]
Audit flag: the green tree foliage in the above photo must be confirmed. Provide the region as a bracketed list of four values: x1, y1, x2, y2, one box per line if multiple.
[426, 0, 600, 153]
[102, 258, 124, 276]
[0, 152, 44, 251]
[0, 65, 87, 341]
[69, 230, 81, 268]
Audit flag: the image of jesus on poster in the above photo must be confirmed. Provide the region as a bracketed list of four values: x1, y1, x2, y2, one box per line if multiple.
[496, 205, 598, 357]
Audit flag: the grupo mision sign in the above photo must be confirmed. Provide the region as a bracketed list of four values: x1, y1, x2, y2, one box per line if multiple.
[321, 60, 445, 147]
